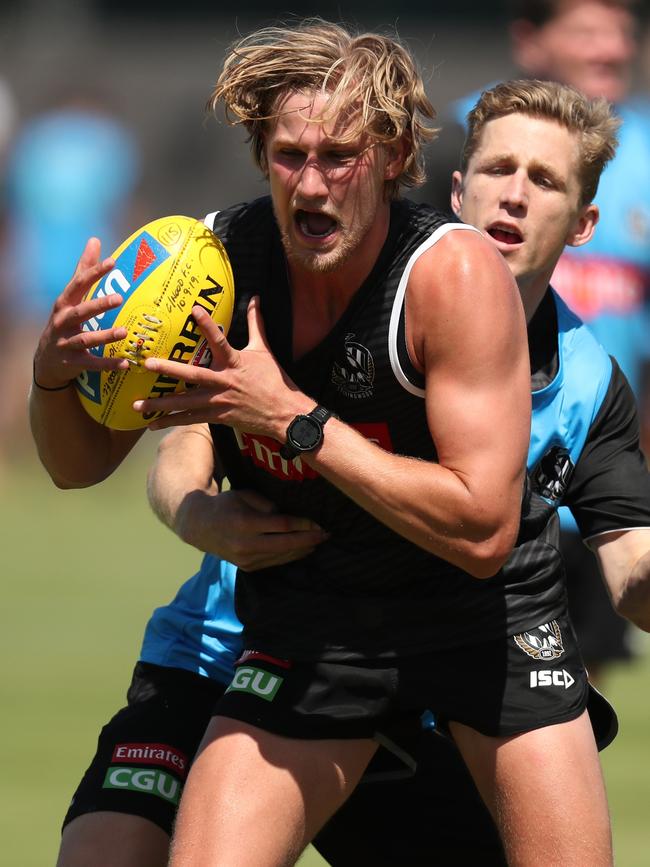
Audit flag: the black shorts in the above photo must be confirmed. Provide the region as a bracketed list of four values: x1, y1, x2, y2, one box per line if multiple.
[62, 662, 225, 837]
[62, 655, 616, 865]
[215, 615, 618, 749]
[562, 529, 635, 665]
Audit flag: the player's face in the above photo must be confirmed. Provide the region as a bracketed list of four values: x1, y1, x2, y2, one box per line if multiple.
[515, 0, 636, 103]
[264, 91, 400, 275]
[452, 114, 598, 299]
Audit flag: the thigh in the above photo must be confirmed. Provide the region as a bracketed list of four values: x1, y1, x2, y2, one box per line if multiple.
[401, 613, 616, 865]
[170, 715, 377, 867]
[59, 663, 223, 865]
[58, 813, 168, 867]
[451, 710, 612, 867]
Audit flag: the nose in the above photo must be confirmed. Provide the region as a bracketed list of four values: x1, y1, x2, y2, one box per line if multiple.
[297, 159, 328, 200]
[501, 171, 528, 210]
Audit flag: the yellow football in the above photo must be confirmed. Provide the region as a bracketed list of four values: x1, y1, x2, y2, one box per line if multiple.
[75, 215, 234, 430]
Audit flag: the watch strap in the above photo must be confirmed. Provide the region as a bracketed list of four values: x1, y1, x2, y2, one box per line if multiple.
[309, 405, 333, 427]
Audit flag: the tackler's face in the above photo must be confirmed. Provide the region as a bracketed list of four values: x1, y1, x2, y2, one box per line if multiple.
[264, 90, 401, 276]
[452, 113, 598, 297]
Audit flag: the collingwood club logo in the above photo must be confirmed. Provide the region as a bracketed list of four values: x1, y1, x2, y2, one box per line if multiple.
[331, 333, 375, 399]
[532, 446, 574, 502]
[514, 620, 565, 660]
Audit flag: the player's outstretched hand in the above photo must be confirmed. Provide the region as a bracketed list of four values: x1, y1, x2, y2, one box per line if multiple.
[32, 238, 130, 390]
[136, 296, 308, 437]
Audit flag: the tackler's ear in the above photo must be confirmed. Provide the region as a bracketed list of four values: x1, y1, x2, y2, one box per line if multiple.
[450, 171, 464, 218]
[566, 203, 599, 249]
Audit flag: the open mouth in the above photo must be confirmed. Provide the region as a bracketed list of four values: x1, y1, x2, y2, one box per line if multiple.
[295, 209, 338, 239]
[487, 225, 523, 245]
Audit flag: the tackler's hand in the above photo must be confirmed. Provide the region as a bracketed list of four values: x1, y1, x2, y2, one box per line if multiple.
[185, 488, 329, 571]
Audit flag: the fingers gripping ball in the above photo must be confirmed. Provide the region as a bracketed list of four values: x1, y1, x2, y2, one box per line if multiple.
[76, 216, 234, 430]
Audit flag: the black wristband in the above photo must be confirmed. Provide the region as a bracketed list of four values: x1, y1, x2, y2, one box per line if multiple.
[32, 360, 73, 392]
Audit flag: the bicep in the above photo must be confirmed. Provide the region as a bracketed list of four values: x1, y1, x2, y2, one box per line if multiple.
[411, 232, 531, 484]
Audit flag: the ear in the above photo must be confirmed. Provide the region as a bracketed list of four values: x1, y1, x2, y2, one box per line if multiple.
[384, 140, 407, 181]
[450, 171, 464, 217]
[566, 203, 599, 248]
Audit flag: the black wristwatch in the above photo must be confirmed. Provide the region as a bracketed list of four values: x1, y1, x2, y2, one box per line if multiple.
[280, 405, 334, 460]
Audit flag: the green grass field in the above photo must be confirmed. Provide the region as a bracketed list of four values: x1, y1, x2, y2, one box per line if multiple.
[2, 444, 648, 865]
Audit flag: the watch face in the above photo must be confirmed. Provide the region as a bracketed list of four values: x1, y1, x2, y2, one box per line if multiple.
[289, 415, 322, 450]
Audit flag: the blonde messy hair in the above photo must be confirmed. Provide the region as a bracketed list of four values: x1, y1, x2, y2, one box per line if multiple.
[208, 19, 438, 197]
[462, 79, 620, 206]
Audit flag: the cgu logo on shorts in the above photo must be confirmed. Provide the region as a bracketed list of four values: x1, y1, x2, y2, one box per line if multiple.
[530, 669, 575, 689]
[226, 666, 283, 702]
[103, 767, 181, 804]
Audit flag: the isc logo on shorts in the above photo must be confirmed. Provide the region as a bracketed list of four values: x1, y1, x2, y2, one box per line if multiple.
[529, 669, 575, 689]
[103, 767, 181, 804]
[226, 665, 283, 701]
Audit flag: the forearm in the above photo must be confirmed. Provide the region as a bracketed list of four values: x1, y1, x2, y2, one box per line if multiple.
[147, 425, 220, 549]
[593, 529, 650, 631]
[304, 418, 523, 578]
[614, 550, 650, 632]
[29, 383, 141, 488]
[148, 424, 329, 569]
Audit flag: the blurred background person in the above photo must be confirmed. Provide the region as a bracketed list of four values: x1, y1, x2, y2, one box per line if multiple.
[423, 0, 650, 686]
[0, 89, 141, 469]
